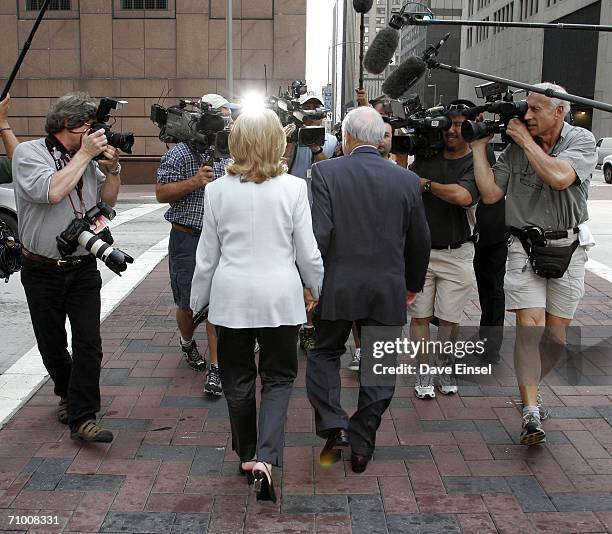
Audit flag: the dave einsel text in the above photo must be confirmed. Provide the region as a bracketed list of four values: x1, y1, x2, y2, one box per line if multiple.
[373, 363, 493, 375]
[8, 516, 60, 526]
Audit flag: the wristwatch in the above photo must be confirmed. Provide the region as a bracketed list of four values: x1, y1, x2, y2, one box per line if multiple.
[311, 147, 323, 156]
[423, 180, 432, 193]
[108, 163, 122, 176]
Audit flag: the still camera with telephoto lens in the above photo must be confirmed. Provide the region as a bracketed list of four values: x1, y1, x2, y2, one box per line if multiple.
[150, 99, 231, 164]
[0, 219, 22, 282]
[56, 202, 134, 276]
[267, 81, 327, 148]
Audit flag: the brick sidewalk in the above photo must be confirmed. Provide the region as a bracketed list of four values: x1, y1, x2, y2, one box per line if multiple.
[1, 259, 612, 533]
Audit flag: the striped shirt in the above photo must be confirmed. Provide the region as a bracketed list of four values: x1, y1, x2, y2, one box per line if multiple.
[157, 142, 232, 231]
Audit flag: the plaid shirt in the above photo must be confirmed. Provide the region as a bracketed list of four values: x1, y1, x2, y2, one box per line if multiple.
[157, 142, 232, 231]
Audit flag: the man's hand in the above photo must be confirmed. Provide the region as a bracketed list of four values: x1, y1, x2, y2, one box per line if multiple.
[283, 123, 297, 139]
[192, 164, 214, 188]
[406, 291, 417, 306]
[506, 118, 534, 148]
[304, 288, 318, 313]
[78, 128, 107, 159]
[97, 146, 120, 174]
[356, 88, 369, 107]
[469, 133, 493, 151]
[0, 94, 10, 128]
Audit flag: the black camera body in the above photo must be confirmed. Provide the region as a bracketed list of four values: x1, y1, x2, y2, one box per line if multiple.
[56, 202, 133, 276]
[92, 97, 135, 156]
[150, 100, 231, 161]
[387, 96, 451, 158]
[0, 219, 22, 282]
[268, 81, 327, 148]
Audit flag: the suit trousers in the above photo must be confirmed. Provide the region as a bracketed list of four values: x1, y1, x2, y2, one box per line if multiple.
[306, 317, 396, 458]
[474, 240, 507, 358]
[216, 325, 299, 467]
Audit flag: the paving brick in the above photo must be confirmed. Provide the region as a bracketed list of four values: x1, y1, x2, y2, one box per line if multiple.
[467, 459, 531, 476]
[208, 511, 245, 534]
[100, 511, 175, 533]
[385, 513, 461, 534]
[505, 476, 555, 512]
[110, 475, 155, 512]
[281, 495, 348, 514]
[421, 420, 477, 432]
[443, 476, 511, 494]
[10, 490, 84, 511]
[244, 512, 315, 533]
[64, 491, 115, 532]
[456, 513, 498, 533]
[482, 492, 524, 515]
[430, 445, 469, 476]
[145, 493, 213, 513]
[490, 512, 538, 533]
[474, 420, 513, 444]
[564, 430, 611, 459]
[68, 442, 111, 474]
[97, 459, 161, 476]
[24, 458, 72, 491]
[524, 511, 605, 533]
[416, 493, 487, 514]
[136, 443, 197, 462]
[171, 512, 211, 533]
[550, 491, 612, 512]
[189, 447, 225, 477]
[314, 476, 380, 494]
[373, 446, 432, 460]
[379, 476, 417, 514]
[151, 461, 190, 494]
[184, 476, 251, 496]
[348, 495, 387, 534]
[547, 444, 596, 475]
[406, 460, 446, 495]
[99, 418, 153, 431]
[56, 473, 126, 493]
[344, 459, 406, 477]
[315, 514, 352, 534]
[550, 407, 602, 419]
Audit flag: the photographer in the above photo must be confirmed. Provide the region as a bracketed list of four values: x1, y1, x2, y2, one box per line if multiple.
[471, 83, 597, 446]
[155, 93, 234, 397]
[408, 102, 480, 400]
[0, 94, 19, 182]
[284, 95, 336, 352]
[12, 92, 121, 443]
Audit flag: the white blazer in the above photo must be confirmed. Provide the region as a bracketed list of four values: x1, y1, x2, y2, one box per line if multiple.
[190, 173, 324, 329]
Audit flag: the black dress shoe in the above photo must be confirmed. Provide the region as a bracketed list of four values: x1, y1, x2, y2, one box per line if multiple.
[319, 428, 349, 466]
[351, 452, 370, 473]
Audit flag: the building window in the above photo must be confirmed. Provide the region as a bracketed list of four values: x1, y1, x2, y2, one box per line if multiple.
[26, 0, 71, 8]
[376, 7, 385, 14]
[121, 0, 167, 8]
[364, 35, 369, 43]
[364, 16, 369, 24]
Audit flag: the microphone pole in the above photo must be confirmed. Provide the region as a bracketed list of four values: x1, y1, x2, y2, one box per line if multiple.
[1, 0, 52, 100]
[359, 13, 366, 90]
[425, 59, 612, 114]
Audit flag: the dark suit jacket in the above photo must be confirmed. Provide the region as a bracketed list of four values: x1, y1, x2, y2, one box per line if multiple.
[311, 145, 431, 325]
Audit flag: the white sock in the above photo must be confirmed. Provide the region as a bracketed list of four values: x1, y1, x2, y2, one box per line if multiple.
[523, 405, 540, 419]
[180, 336, 193, 346]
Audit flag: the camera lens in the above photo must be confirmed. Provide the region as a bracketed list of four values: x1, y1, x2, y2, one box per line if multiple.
[107, 132, 135, 154]
[461, 120, 493, 142]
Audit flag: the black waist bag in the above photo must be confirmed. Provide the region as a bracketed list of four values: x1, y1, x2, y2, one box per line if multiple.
[516, 234, 579, 279]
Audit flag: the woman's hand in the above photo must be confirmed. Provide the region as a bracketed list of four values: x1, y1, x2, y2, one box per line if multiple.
[303, 288, 318, 313]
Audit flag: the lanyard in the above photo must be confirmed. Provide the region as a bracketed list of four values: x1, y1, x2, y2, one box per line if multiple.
[45, 135, 85, 218]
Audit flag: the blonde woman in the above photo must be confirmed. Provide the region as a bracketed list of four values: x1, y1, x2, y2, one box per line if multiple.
[190, 109, 324, 502]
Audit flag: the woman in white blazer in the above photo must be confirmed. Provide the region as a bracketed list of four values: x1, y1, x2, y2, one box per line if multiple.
[190, 109, 324, 502]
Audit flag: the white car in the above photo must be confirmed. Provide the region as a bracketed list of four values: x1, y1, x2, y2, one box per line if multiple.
[0, 183, 18, 237]
[596, 137, 612, 167]
[602, 154, 612, 185]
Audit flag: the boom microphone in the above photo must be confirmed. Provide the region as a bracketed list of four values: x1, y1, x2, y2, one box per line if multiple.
[382, 56, 427, 99]
[353, 0, 374, 13]
[364, 27, 400, 75]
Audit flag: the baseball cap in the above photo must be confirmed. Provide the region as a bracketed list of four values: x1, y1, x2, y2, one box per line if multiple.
[200, 93, 240, 110]
[298, 94, 324, 107]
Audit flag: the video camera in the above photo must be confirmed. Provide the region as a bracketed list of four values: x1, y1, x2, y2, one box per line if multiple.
[150, 100, 231, 162]
[386, 95, 452, 158]
[56, 202, 133, 276]
[0, 219, 21, 282]
[92, 97, 135, 156]
[460, 82, 528, 144]
[267, 81, 327, 147]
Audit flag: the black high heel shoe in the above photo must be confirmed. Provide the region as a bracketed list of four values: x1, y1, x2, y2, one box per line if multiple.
[252, 462, 276, 503]
[239, 459, 256, 485]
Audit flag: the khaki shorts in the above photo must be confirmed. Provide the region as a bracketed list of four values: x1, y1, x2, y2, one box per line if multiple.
[408, 243, 475, 324]
[504, 236, 587, 320]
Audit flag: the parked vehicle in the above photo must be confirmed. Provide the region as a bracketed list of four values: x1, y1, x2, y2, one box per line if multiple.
[602, 154, 612, 185]
[596, 137, 612, 166]
[0, 184, 18, 238]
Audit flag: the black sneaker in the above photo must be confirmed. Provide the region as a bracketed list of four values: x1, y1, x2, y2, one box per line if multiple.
[70, 419, 114, 443]
[520, 413, 546, 446]
[181, 339, 207, 371]
[204, 364, 223, 396]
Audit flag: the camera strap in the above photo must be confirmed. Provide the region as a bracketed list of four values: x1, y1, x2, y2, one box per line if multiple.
[45, 135, 84, 218]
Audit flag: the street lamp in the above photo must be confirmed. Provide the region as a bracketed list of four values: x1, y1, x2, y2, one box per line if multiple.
[427, 84, 437, 107]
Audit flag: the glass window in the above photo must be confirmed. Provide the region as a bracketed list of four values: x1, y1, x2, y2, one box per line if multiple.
[121, 0, 167, 8]
[26, 0, 71, 8]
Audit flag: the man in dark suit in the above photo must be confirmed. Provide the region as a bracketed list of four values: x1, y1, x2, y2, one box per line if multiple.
[306, 107, 431, 473]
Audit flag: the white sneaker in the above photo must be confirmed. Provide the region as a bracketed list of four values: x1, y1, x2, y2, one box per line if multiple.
[414, 370, 435, 399]
[254, 340, 260, 354]
[348, 348, 361, 371]
[437, 371, 458, 395]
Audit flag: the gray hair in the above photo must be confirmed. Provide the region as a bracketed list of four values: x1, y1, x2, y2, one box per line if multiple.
[532, 83, 571, 116]
[342, 107, 386, 146]
[45, 92, 98, 135]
